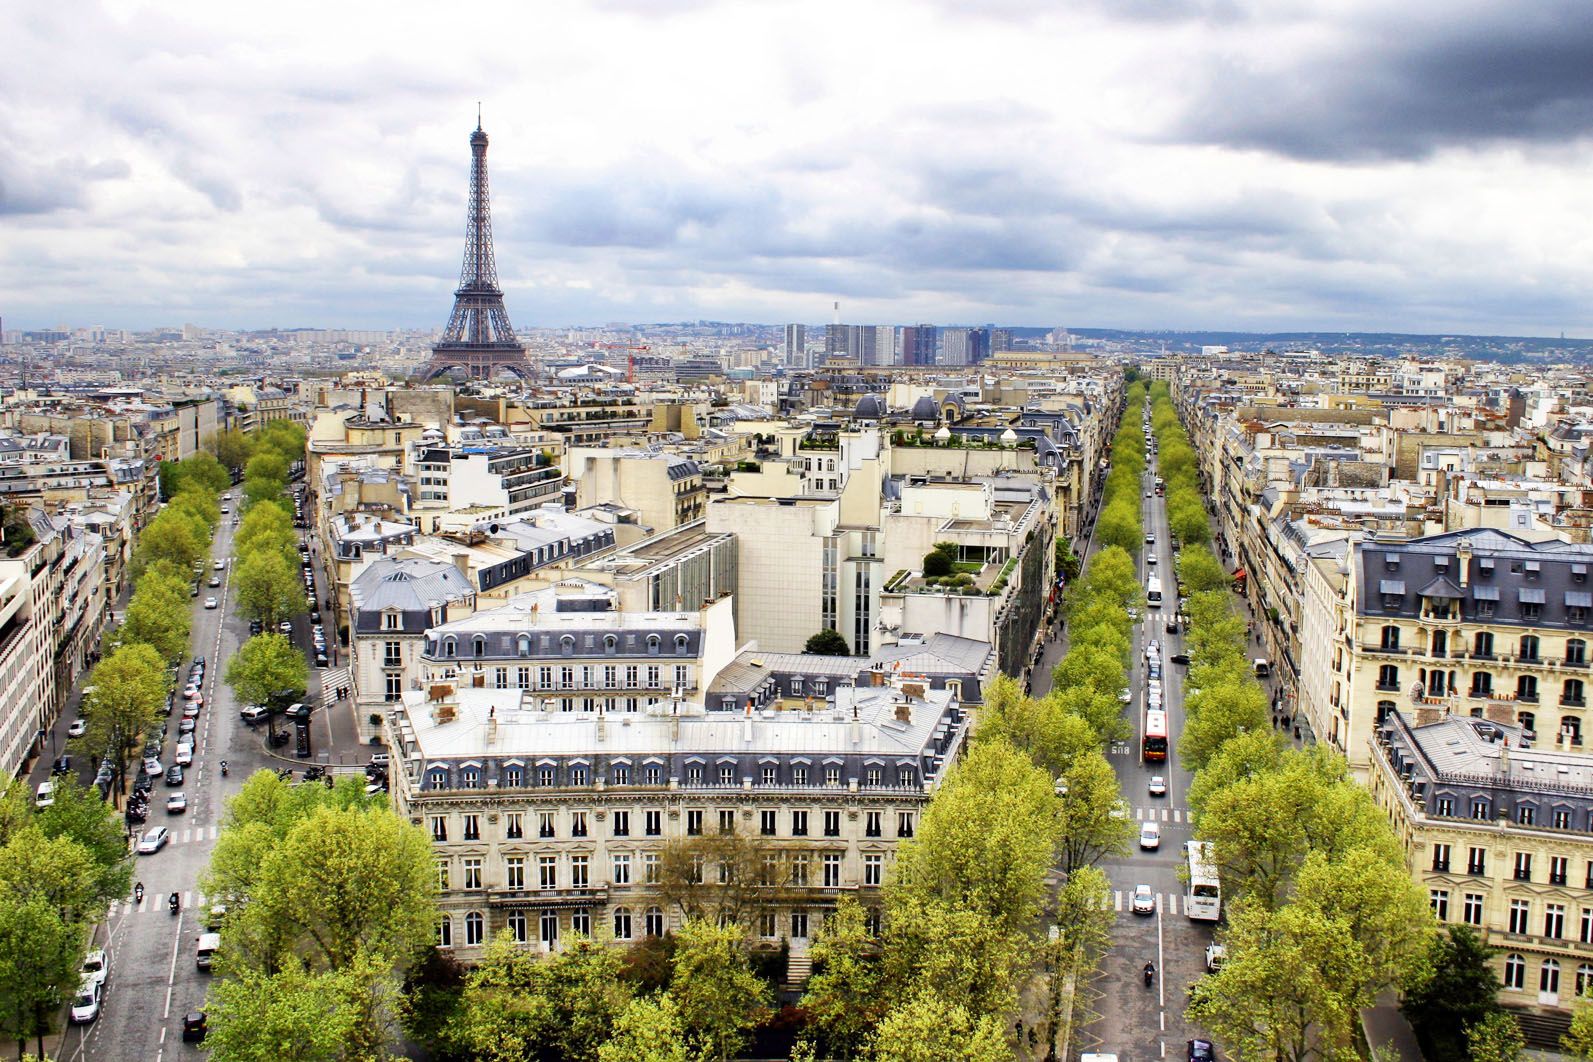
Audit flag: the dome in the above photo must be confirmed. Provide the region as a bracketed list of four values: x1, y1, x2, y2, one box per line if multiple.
[854, 394, 887, 419]
[1000, 428, 1019, 443]
[910, 395, 939, 422]
[934, 426, 952, 441]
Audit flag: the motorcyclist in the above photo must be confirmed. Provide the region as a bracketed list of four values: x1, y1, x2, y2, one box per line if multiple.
[134, 881, 144, 903]
[220, 759, 229, 776]
[169, 892, 180, 914]
[1143, 961, 1156, 988]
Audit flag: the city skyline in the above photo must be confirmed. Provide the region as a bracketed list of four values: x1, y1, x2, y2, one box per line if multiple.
[6, 1, 1593, 336]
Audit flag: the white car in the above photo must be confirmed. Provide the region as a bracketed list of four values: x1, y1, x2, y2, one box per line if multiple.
[1205, 943, 1226, 972]
[174, 745, 194, 767]
[67, 718, 87, 738]
[203, 597, 218, 609]
[278, 621, 293, 634]
[69, 978, 101, 1024]
[1117, 688, 1132, 704]
[136, 827, 170, 855]
[182, 701, 201, 718]
[1145, 533, 1155, 544]
[1146, 554, 1158, 566]
[1130, 884, 1156, 915]
[166, 792, 188, 814]
[1139, 821, 1161, 850]
[81, 949, 109, 988]
[213, 559, 226, 571]
[1147, 775, 1167, 798]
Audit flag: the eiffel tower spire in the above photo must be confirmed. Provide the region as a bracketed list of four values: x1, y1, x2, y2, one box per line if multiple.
[419, 117, 535, 382]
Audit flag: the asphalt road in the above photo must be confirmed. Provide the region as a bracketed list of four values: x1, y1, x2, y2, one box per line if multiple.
[1034, 416, 1219, 1062]
[37, 495, 368, 1062]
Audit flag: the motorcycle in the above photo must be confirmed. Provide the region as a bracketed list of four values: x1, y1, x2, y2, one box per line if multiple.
[220, 760, 229, 777]
[1143, 962, 1156, 989]
[169, 893, 180, 916]
[134, 882, 144, 904]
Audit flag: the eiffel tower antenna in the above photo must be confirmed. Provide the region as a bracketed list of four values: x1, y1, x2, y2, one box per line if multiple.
[418, 116, 535, 382]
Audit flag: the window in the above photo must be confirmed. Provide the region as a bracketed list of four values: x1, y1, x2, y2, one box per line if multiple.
[462, 814, 480, 841]
[1583, 908, 1593, 945]
[1518, 805, 1536, 826]
[791, 911, 809, 939]
[790, 854, 810, 886]
[643, 854, 660, 884]
[1470, 672, 1493, 697]
[1376, 664, 1399, 691]
[1514, 852, 1533, 882]
[1467, 847, 1487, 875]
[465, 911, 483, 946]
[443, 637, 456, 658]
[718, 763, 736, 786]
[645, 907, 664, 936]
[1555, 808, 1571, 830]
[571, 856, 589, 889]
[759, 910, 778, 938]
[505, 856, 525, 890]
[570, 765, 587, 786]
[686, 764, 703, 785]
[613, 811, 630, 837]
[760, 810, 777, 836]
[825, 765, 842, 787]
[823, 853, 843, 887]
[1504, 954, 1525, 990]
[1379, 625, 1400, 651]
[612, 763, 630, 785]
[508, 910, 527, 943]
[435, 859, 449, 891]
[1518, 677, 1538, 704]
[1471, 798, 1490, 821]
[539, 812, 556, 839]
[1509, 899, 1531, 935]
[645, 810, 662, 836]
[540, 911, 559, 944]
[823, 810, 841, 837]
[572, 908, 591, 937]
[613, 907, 633, 940]
[516, 666, 530, 688]
[1552, 856, 1569, 886]
[430, 815, 448, 842]
[791, 811, 808, 837]
[504, 766, 524, 789]
[1542, 959, 1561, 995]
[793, 766, 808, 786]
[1566, 716, 1585, 744]
[383, 611, 401, 631]
[865, 811, 882, 838]
[864, 853, 882, 886]
[1520, 635, 1540, 661]
[760, 854, 779, 887]
[1547, 903, 1566, 939]
[437, 916, 452, 948]
[613, 854, 631, 885]
[1570, 639, 1588, 665]
[899, 767, 916, 787]
[1464, 893, 1484, 926]
[538, 766, 556, 787]
[1579, 964, 1593, 997]
[898, 812, 915, 838]
[1436, 797, 1454, 817]
[1429, 889, 1449, 920]
[539, 856, 557, 890]
[1473, 631, 1494, 657]
[718, 809, 736, 835]
[644, 764, 662, 785]
[1431, 843, 1451, 872]
[761, 765, 778, 786]
[687, 810, 703, 836]
[462, 857, 482, 891]
[571, 812, 588, 838]
[866, 767, 882, 787]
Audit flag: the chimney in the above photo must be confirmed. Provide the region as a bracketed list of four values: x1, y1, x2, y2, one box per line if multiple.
[870, 665, 886, 687]
[850, 702, 861, 746]
[596, 702, 606, 743]
[1498, 735, 1509, 775]
[671, 699, 680, 743]
[1456, 538, 1471, 589]
[743, 702, 753, 744]
[486, 704, 498, 746]
[894, 700, 912, 723]
[452, 551, 470, 581]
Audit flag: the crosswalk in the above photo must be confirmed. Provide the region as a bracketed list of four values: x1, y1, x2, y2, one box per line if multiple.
[111, 889, 213, 918]
[1113, 889, 1184, 915]
[320, 666, 350, 708]
[1128, 806, 1189, 824]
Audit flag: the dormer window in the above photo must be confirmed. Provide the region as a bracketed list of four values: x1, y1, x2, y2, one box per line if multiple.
[1478, 558, 1495, 578]
[1525, 560, 1542, 578]
[383, 610, 401, 631]
[443, 637, 457, 658]
[1384, 554, 1400, 571]
[1575, 564, 1588, 584]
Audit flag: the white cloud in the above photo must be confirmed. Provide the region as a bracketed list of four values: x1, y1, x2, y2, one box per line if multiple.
[4, 0, 1593, 335]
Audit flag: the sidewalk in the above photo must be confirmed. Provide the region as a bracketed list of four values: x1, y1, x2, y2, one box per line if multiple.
[1362, 992, 1424, 1062]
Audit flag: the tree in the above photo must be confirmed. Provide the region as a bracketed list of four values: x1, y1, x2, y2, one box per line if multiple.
[0, 895, 84, 1062]
[244, 451, 290, 485]
[131, 508, 208, 577]
[225, 634, 308, 713]
[75, 643, 169, 804]
[235, 551, 305, 628]
[1567, 984, 1593, 1060]
[170, 451, 232, 496]
[890, 738, 1061, 935]
[201, 956, 363, 1062]
[1468, 1010, 1525, 1062]
[974, 676, 1100, 776]
[801, 899, 884, 1059]
[1179, 679, 1269, 773]
[32, 775, 132, 906]
[879, 895, 1027, 1022]
[1094, 499, 1141, 554]
[1177, 546, 1232, 596]
[598, 995, 691, 1062]
[803, 629, 850, 655]
[922, 550, 952, 577]
[115, 571, 193, 661]
[1291, 847, 1433, 1007]
[398, 948, 468, 1062]
[0, 828, 102, 926]
[244, 474, 287, 511]
[868, 993, 1009, 1062]
[654, 831, 779, 929]
[667, 919, 770, 1062]
[1186, 728, 1285, 817]
[1053, 536, 1080, 583]
[211, 428, 256, 474]
[1054, 749, 1133, 875]
[1403, 926, 1505, 1062]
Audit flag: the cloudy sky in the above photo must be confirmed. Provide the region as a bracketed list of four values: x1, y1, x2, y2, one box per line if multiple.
[5, 0, 1593, 335]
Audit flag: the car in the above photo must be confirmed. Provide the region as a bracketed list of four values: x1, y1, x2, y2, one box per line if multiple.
[208, 575, 221, 587]
[142, 755, 162, 775]
[1187, 1039, 1216, 1062]
[1117, 688, 1132, 704]
[1146, 553, 1158, 566]
[286, 702, 309, 720]
[192, 655, 205, 668]
[166, 792, 188, 814]
[203, 596, 218, 609]
[174, 745, 193, 766]
[365, 781, 388, 797]
[1131, 884, 1156, 915]
[183, 681, 200, 697]
[1204, 944, 1226, 972]
[315, 653, 329, 668]
[182, 1011, 207, 1043]
[50, 753, 72, 776]
[178, 714, 197, 734]
[1147, 775, 1167, 798]
[279, 621, 293, 634]
[182, 702, 200, 719]
[1171, 653, 1190, 665]
[1139, 821, 1161, 850]
[136, 826, 170, 854]
[213, 559, 226, 571]
[190, 584, 200, 597]
[1145, 490, 1152, 498]
[69, 978, 102, 1024]
[1166, 619, 1179, 634]
[1146, 533, 1155, 544]
[165, 765, 184, 786]
[35, 780, 55, 808]
[81, 948, 109, 988]
[67, 718, 87, 738]
[240, 705, 270, 724]
[369, 752, 390, 769]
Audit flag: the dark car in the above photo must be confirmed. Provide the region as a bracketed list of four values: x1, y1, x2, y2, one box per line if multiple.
[165, 765, 184, 787]
[1166, 619, 1179, 634]
[182, 1012, 207, 1043]
[51, 755, 71, 776]
[1171, 653, 1190, 665]
[1188, 1040, 1216, 1062]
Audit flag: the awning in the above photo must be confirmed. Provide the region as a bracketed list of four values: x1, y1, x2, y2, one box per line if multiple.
[1379, 579, 1406, 595]
[1568, 591, 1593, 608]
[1519, 588, 1547, 604]
[1472, 585, 1500, 601]
[1416, 576, 1463, 599]
[1574, 564, 1588, 576]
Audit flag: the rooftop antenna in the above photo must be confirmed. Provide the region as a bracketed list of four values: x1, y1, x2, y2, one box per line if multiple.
[476, 101, 482, 129]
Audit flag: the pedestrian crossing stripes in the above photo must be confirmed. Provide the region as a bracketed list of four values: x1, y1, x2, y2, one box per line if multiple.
[1130, 806, 1188, 823]
[321, 666, 350, 706]
[112, 889, 211, 917]
[1113, 890, 1182, 915]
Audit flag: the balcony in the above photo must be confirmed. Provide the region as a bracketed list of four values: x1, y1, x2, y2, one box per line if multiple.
[485, 885, 609, 909]
[1563, 698, 1587, 708]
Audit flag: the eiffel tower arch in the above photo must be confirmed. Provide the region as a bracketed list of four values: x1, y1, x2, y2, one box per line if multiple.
[418, 120, 536, 383]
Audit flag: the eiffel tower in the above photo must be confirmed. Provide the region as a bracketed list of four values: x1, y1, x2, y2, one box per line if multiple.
[418, 118, 536, 382]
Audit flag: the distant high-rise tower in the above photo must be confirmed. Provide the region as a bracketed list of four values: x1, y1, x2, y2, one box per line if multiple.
[418, 118, 535, 382]
[901, 324, 937, 367]
[784, 324, 806, 366]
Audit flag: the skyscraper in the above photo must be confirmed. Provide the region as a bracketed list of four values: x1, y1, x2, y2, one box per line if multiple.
[900, 324, 937, 367]
[942, 327, 989, 366]
[784, 324, 806, 366]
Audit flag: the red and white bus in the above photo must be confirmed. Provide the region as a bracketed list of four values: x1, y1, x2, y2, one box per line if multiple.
[1143, 707, 1168, 762]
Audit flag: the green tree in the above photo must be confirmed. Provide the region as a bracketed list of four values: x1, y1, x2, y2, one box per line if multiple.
[975, 676, 1100, 776]
[667, 919, 770, 1062]
[801, 899, 884, 1059]
[868, 993, 1009, 1062]
[1179, 679, 1269, 773]
[75, 643, 170, 803]
[201, 956, 363, 1062]
[1053, 536, 1081, 582]
[1186, 728, 1285, 817]
[597, 995, 691, 1062]
[1094, 499, 1141, 554]
[211, 428, 256, 473]
[1055, 748, 1133, 875]
[243, 474, 287, 511]
[891, 738, 1061, 935]
[1291, 847, 1433, 1007]
[0, 827, 102, 925]
[170, 486, 221, 537]
[244, 450, 290, 485]
[1176, 546, 1232, 595]
[225, 634, 308, 712]
[1050, 644, 1125, 702]
[1468, 1010, 1525, 1062]
[1403, 926, 1504, 1062]
[235, 551, 305, 628]
[880, 895, 1027, 1021]
[0, 894, 84, 1062]
[171, 451, 233, 496]
[116, 571, 193, 662]
[803, 629, 850, 655]
[1567, 984, 1593, 1060]
[922, 550, 952, 577]
[33, 776, 133, 906]
[131, 508, 207, 578]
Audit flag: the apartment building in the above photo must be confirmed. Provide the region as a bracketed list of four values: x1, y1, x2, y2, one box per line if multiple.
[571, 451, 706, 533]
[411, 444, 563, 532]
[1370, 709, 1593, 1040]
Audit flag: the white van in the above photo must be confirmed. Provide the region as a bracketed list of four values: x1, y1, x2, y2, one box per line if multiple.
[196, 932, 221, 971]
[35, 780, 55, 808]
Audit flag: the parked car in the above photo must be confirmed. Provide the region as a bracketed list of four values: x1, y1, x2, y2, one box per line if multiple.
[278, 621, 293, 634]
[1131, 884, 1156, 915]
[1171, 653, 1190, 665]
[136, 826, 170, 854]
[51, 755, 72, 776]
[208, 575, 221, 587]
[182, 702, 201, 719]
[166, 792, 188, 814]
[240, 705, 270, 725]
[174, 745, 193, 767]
[213, 559, 226, 571]
[35, 780, 55, 808]
[67, 718, 87, 738]
[81, 948, 109, 988]
[182, 1012, 207, 1043]
[69, 978, 102, 1024]
[1204, 944, 1226, 972]
[1187, 1040, 1216, 1062]
[178, 717, 196, 736]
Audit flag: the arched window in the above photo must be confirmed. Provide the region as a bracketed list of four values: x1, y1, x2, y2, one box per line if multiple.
[1377, 664, 1399, 691]
[1376, 700, 1396, 724]
[1474, 631, 1494, 657]
[1562, 716, 1583, 745]
[1564, 679, 1586, 707]
[560, 636, 575, 657]
[472, 636, 486, 658]
[540, 910, 559, 944]
[613, 907, 633, 940]
[675, 634, 689, 654]
[1504, 953, 1525, 990]
[1518, 711, 1537, 736]
[1570, 639, 1588, 665]
[1470, 671, 1493, 697]
[437, 916, 452, 948]
[517, 635, 531, 657]
[508, 910, 527, 943]
[647, 636, 661, 657]
[645, 906, 665, 937]
[604, 635, 618, 655]
[443, 637, 456, 658]
[1518, 676, 1538, 703]
[1520, 635, 1540, 662]
[1542, 958, 1561, 994]
[1431, 630, 1448, 657]
[465, 911, 484, 946]
[1577, 963, 1593, 996]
